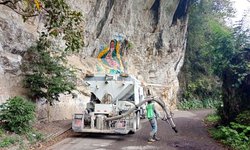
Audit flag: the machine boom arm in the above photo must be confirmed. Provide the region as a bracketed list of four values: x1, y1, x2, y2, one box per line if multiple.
[106, 97, 178, 133]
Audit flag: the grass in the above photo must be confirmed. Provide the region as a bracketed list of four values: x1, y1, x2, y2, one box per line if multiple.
[177, 98, 222, 110]
[0, 128, 44, 149]
[0, 136, 18, 148]
[205, 114, 221, 124]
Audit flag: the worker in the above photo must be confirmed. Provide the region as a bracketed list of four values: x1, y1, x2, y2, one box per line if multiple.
[146, 100, 160, 142]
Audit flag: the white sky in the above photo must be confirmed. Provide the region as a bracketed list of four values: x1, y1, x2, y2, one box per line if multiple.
[230, 0, 250, 28]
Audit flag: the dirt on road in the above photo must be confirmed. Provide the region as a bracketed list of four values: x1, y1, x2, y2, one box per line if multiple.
[45, 109, 227, 150]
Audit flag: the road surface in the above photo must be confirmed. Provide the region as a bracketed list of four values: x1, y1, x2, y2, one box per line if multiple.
[47, 109, 227, 150]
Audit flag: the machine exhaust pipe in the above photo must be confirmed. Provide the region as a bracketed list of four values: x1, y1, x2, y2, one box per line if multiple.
[106, 97, 178, 133]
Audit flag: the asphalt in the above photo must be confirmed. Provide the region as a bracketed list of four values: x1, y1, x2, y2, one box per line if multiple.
[46, 109, 227, 150]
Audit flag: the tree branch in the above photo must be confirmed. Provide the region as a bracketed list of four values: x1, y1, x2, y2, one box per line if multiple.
[0, 0, 20, 6]
[0, 0, 38, 17]
[0, 0, 12, 5]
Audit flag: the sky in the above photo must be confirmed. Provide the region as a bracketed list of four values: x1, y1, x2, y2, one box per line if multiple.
[229, 0, 250, 28]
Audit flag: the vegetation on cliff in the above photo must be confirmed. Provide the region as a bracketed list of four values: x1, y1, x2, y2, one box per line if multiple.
[0, 1, 84, 148]
[0, 0, 84, 105]
[179, 0, 234, 105]
[180, 0, 250, 149]
[0, 96, 43, 149]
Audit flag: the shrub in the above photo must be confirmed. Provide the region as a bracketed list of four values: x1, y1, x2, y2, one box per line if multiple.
[0, 96, 36, 134]
[206, 114, 221, 124]
[202, 98, 222, 108]
[210, 122, 250, 150]
[177, 99, 202, 110]
[0, 136, 18, 148]
[26, 131, 44, 144]
[177, 98, 221, 110]
[235, 110, 250, 125]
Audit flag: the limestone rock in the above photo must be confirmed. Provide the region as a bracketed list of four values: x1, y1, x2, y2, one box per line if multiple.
[0, 0, 188, 120]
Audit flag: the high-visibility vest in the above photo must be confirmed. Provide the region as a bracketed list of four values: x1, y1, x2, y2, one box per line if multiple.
[146, 103, 155, 119]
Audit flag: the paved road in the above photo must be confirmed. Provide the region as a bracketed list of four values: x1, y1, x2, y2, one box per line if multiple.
[47, 109, 227, 150]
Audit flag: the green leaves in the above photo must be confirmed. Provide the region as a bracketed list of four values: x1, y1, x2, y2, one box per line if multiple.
[177, 98, 221, 110]
[235, 110, 250, 125]
[180, 0, 234, 102]
[1, 0, 84, 53]
[40, 0, 84, 52]
[22, 39, 76, 105]
[206, 114, 221, 123]
[0, 97, 36, 134]
[204, 20, 235, 77]
[0, 136, 18, 148]
[20, 0, 83, 105]
[227, 50, 250, 87]
[210, 122, 250, 150]
[3, 1, 82, 105]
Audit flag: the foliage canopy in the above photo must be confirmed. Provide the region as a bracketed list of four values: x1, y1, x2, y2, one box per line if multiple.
[180, 0, 236, 101]
[22, 37, 77, 105]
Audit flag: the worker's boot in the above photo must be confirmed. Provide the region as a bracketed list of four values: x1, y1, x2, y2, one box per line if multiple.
[153, 134, 160, 141]
[148, 133, 155, 142]
[148, 138, 156, 142]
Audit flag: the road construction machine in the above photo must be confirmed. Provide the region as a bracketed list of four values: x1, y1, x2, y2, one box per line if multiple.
[72, 74, 177, 134]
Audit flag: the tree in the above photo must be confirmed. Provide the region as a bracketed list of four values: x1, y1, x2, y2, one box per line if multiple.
[221, 48, 250, 123]
[204, 20, 235, 77]
[233, 14, 250, 49]
[183, 0, 250, 124]
[0, 0, 84, 52]
[179, 0, 234, 101]
[1, 0, 84, 104]
[22, 37, 76, 105]
[220, 14, 250, 123]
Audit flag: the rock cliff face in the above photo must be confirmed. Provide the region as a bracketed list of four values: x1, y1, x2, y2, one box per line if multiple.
[0, 0, 188, 120]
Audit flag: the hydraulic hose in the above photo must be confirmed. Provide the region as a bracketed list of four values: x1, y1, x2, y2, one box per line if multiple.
[105, 97, 178, 133]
